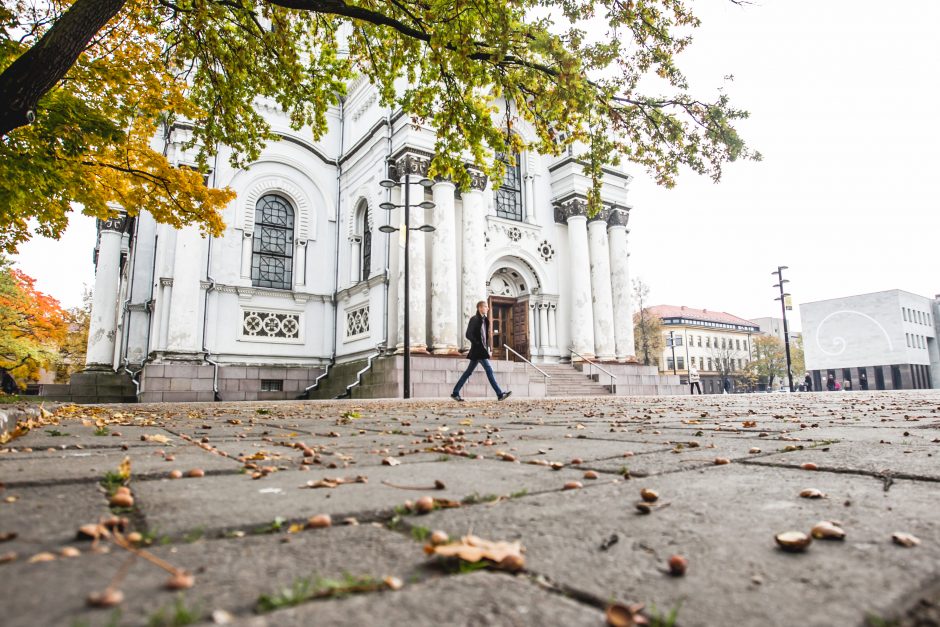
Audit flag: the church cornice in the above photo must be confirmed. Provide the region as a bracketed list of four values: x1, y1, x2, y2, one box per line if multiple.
[159, 278, 332, 303]
[547, 156, 633, 182]
[335, 272, 388, 302]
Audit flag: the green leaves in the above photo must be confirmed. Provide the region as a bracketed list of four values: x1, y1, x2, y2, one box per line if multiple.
[0, 0, 757, 250]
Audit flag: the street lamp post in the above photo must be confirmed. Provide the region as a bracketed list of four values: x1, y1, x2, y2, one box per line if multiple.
[378, 172, 436, 399]
[772, 266, 795, 392]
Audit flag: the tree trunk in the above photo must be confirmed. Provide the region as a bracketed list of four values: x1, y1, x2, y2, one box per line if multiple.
[0, 0, 127, 137]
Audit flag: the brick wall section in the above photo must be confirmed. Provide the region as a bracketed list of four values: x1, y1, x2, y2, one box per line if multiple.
[139, 364, 325, 403]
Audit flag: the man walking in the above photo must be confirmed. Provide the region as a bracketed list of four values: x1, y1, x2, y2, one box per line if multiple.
[451, 300, 512, 402]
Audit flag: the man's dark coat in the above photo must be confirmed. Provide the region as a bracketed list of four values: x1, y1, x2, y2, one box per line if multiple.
[465, 312, 490, 360]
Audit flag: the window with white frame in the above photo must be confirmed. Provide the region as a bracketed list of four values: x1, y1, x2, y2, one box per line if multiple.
[494, 150, 523, 221]
[252, 194, 294, 290]
[353, 201, 372, 283]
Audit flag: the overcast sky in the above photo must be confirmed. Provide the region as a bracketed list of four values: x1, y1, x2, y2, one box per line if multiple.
[12, 0, 940, 331]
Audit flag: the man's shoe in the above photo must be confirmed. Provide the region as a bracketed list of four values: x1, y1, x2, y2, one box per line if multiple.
[450, 393, 465, 402]
[498, 391, 512, 401]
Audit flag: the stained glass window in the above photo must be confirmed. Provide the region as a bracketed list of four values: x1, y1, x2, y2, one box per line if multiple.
[495, 151, 523, 221]
[251, 194, 294, 290]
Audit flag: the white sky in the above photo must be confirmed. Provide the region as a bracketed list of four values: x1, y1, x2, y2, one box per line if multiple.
[12, 0, 940, 329]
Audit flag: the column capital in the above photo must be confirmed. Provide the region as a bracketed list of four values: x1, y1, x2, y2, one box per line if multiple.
[464, 165, 488, 191]
[388, 149, 434, 181]
[607, 206, 630, 228]
[98, 214, 128, 234]
[554, 196, 587, 223]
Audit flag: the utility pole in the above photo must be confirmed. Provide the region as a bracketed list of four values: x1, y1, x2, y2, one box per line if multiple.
[772, 266, 794, 392]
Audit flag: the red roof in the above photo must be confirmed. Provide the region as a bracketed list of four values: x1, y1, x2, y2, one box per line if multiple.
[645, 305, 758, 328]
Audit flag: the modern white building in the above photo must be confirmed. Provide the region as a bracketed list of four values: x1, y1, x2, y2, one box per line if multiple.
[58, 79, 689, 402]
[800, 290, 939, 391]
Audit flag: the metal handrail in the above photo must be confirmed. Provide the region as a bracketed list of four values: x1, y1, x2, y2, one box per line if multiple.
[569, 348, 617, 390]
[297, 363, 331, 399]
[336, 350, 381, 399]
[503, 346, 551, 387]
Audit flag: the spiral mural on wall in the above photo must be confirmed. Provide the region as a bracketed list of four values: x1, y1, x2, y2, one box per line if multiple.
[814, 310, 894, 356]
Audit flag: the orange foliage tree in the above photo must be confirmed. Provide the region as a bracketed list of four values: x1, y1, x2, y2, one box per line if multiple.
[0, 257, 68, 386]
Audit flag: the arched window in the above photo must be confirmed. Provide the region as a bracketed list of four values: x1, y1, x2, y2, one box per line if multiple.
[252, 194, 294, 290]
[495, 150, 523, 221]
[359, 203, 371, 283]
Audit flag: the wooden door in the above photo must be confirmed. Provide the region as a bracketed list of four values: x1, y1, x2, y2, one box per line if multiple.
[488, 298, 514, 360]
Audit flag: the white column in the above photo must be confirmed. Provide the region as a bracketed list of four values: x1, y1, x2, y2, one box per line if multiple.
[406, 177, 428, 351]
[349, 238, 361, 285]
[165, 225, 204, 355]
[295, 241, 307, 287]
[567, 213, 595, 359]
[430, 179, 459, 353]
[85, 217, 125, 369]
[538, 303, 549, 348]
[240, 232, 252, 279]
[528, 302, 538, 356]
[588, 218, 616, 361]
[608, 221, 637, 360]
[548, 304, 558, 348]
[461, 174, 488, 348]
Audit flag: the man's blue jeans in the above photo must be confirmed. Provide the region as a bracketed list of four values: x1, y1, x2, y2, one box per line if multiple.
[453, 359, 503, 397]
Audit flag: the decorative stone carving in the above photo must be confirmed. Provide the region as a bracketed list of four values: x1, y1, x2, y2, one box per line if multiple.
[240, 308, 303, 343]
[538, 240, 555, 262]
[98, 215, 127, 233]
[507, 226, 522, 242]
[553, 196, 588, 224]
[345, 304, 370, 339]
[607, 207, 630, 228]
[388, 150, 433, 181]
[465, 166, 488, 191]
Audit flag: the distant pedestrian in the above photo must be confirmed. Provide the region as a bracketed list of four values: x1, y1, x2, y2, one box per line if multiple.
[835, 380, 842, 391]
[804, 372, 813, 392]
[843, 379, 852, 391]
[689, 365, 702, 395]
[722, 376, 731, 394]
[826, 373, 835, 392]
[451, 301, 512, 402]
[859, 370, 869, 390]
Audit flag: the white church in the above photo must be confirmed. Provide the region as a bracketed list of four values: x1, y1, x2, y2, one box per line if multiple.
[72, 76, 685, 402]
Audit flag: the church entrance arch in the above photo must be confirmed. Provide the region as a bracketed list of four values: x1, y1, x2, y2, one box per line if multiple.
[487, 264, 534, 361]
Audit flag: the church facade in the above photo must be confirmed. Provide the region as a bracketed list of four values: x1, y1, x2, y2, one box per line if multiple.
[80, 76, 656, 402]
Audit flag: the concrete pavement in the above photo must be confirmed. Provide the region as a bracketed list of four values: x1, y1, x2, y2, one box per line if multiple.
[0, 392, 938, 626]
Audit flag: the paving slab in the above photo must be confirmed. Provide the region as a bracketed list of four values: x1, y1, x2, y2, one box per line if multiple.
[236, 571, 606, 627]
[134, 458, 609, 538]
[0, 446, 242, 487]
[0, 482, 112, 556]
[584, 435, 775, 476]
[1, 524, 425, 627]
[417, 464, 940, 627]
[744, 440, 940, 481]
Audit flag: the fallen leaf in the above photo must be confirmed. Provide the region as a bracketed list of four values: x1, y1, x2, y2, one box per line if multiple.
[426, 534, 525, 570]
[28, 551, 56, 563]
[143, 434, 170, 444]
[892, 532, 920, 547]
[382, 457, 401, 466]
